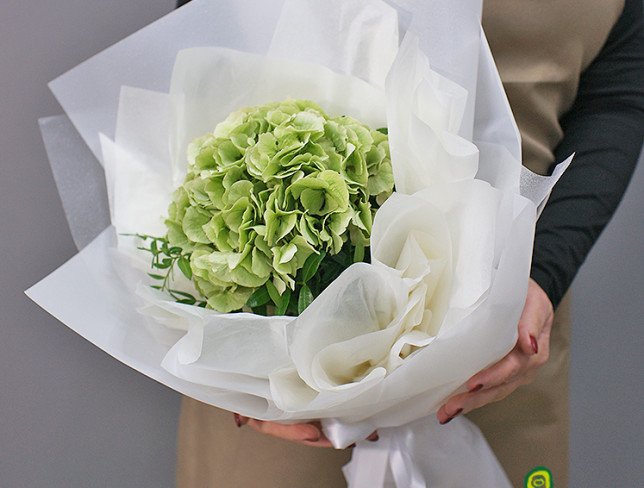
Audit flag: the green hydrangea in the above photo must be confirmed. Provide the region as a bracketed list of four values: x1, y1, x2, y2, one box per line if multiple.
[165, 99, 393, 313]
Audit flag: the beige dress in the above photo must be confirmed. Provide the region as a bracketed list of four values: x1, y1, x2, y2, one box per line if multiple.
[177, 2, 625, 486]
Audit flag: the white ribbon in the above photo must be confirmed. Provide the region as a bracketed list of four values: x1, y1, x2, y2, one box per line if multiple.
[342, 417, 513, 487]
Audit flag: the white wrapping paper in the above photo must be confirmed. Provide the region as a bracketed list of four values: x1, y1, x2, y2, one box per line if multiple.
[29, 1, 572, 486]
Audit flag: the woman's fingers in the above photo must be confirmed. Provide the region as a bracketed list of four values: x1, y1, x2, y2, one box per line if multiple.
[246, 418, 329, 444]
[436, 400, 465, 425]
[466, 347, 529, 392]
[517, 278, 554, 356]
[464, 280, 552, 393]
[234, 416, 335, 447]
[438, 281, 556, 424]
[459, 379, 525, 414]
[442, 343, 545, 422]
[233, 413, 248, 427]
[233, 415, 377, 448]
[437, 376, 530, 424]
[439, 342, 548, 425]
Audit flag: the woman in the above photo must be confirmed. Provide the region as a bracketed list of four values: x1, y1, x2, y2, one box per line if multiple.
[175, 0, 644, 486]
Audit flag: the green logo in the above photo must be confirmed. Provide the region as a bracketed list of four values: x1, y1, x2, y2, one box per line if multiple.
[524, 466, 553, 488]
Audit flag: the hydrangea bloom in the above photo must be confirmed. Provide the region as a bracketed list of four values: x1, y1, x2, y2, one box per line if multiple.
[165, 99, 393, 312]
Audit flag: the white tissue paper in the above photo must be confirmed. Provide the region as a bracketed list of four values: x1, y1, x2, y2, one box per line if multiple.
[28, 0, 572, 486]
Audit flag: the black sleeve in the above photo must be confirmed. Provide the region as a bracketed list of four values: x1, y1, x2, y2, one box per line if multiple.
[530, 0, 644, 309]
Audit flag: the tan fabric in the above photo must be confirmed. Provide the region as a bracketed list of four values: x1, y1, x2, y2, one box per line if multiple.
[469, 2, 623, 485]
[177, 2, 625, 487]
[177, 398, 351, 487]
[482, 0, 624, 175]
[467, 293, 571, 487]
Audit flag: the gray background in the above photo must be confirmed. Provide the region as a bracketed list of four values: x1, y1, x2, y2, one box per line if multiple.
[1, 1, 642, 487]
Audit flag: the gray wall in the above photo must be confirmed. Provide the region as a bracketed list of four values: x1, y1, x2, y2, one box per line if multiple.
[569, 148, 644, 487]
[0, 2, 180, 488]
[0, 1, 642, 487]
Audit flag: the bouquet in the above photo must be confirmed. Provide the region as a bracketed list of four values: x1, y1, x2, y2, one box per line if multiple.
[29, 0, 571, 486]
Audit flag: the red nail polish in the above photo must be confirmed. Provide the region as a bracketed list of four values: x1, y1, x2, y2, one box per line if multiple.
[233, 413, 243, 428]
[470, 384, 484, 393]
[440, 408, 463, 425]
[530, 335, 539, 355]
[367, 432, 379, 442]
[346, 443, 357, 449]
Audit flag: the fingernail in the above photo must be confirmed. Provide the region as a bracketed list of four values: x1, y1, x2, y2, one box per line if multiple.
[469, 384, 484, 393]
[440, 408, 463, 425]
[304, 430, 321, 442]
[233, 413, 247, 427]
[530, 335, 539, 355]
[367, 432, 379, 442]
[346, 443, 357, 449]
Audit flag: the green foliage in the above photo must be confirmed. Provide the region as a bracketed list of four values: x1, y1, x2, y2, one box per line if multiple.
[130, 233, 207, 307]
[131, 233, 370, 316]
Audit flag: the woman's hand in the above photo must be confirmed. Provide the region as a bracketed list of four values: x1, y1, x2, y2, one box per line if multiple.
[233, 414, 379, 448]
[436, 278, 554, 424]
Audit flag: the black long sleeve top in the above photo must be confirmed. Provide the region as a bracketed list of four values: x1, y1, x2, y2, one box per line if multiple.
[530, 0, 644, 308]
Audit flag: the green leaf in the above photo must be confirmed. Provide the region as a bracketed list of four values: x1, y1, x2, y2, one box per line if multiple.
[170, 290, 197, 300]
[177, 298, 197, 305]
[251, 304, 268, 316]
[147, 273, 165, 280]
[265, 280, 282, 308]
[353, 243, 365, 263]
[275, 288, 292, 316]
[332, 246, 353, 268]
[150, 285, 163, 290]
[376, 127, 388, 135]
[297, 285, 314, 314]
[154, 258, 173, 270]
[301, 250, 326, 283]
[177, 256, 193, 280]
[246, 286, 271, 308]
[151, 240, 159, 255]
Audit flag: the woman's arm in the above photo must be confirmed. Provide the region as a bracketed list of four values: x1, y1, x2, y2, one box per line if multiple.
[531, 0, 644, 309]
[439, 0, 643, 422]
